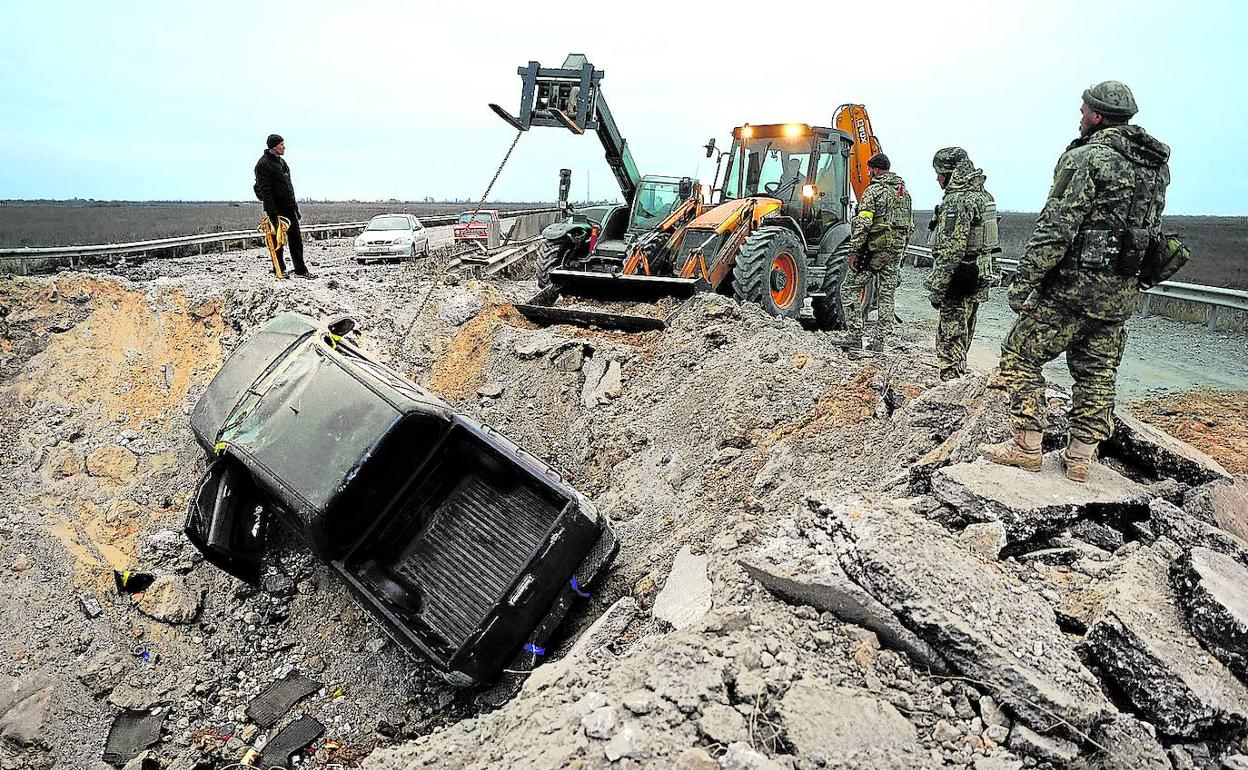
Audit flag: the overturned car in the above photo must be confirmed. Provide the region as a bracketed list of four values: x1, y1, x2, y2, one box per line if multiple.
[185, 313, 617, 687]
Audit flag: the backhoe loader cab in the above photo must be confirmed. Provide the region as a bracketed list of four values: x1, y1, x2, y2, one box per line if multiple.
[715, 123, 853, 233]
[656, 122, 857, 324]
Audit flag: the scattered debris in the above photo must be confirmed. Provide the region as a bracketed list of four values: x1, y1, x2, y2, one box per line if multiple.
[114, 570, 156, 594]
[257, 714, 325, 769]
[102, 709, 166, 765]
[245, 671, 323, 729]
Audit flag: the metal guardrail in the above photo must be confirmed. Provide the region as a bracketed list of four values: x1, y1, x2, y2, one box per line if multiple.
[903, 244, 1248, 330]
[0, 207, 561, 272]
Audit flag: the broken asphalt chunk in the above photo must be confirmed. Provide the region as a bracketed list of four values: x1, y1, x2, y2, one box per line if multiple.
[245, 670, 322, 729]
[1103, 410, 1231, 485]
[815, 494, 1113, 735]
[1184, 476, 1248, 543]
[739, 552, 947, 673]
[1083, 549, 1248, 738]
[1173, 547, 1248, 681]
[931, 455, 1150, 544]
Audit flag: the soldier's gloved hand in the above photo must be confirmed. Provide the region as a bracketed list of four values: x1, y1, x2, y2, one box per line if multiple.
[848, 252, 862, 271]
[1007, 286, 1032, 313]
[926, 217, 937, 232]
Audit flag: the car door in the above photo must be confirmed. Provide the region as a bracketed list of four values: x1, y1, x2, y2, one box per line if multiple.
[411, 215, 427, 253]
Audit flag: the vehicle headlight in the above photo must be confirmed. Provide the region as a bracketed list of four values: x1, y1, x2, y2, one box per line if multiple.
[354, 237, 366, 246]
[396, 238, 413, 245]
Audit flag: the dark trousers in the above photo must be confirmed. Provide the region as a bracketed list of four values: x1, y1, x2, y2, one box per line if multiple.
[269, 213, 306, 274]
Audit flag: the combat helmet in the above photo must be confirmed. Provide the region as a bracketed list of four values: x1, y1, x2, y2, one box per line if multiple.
[1082, 81, 1137, 119]
[932, 147, 968, 174]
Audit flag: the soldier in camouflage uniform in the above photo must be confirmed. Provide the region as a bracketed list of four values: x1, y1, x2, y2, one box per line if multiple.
[925, 147, 997, 381]
[981, 81, 1170, 482]
[840, 152, 913, 357]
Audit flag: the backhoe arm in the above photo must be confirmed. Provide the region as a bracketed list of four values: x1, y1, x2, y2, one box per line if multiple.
[833, 104, 883, 202]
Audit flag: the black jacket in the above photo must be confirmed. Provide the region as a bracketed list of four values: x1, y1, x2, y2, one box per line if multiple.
[254, 152, 299, 216]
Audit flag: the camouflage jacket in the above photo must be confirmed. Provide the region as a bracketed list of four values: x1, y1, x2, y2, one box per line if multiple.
[925, 161, 995, 302]
[1012, 124, 1171, 321]
[846, 172, 914, 266]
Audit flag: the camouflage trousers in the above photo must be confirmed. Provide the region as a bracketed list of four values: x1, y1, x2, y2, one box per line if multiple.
[936, 296, 979, 381]
[999, 297, 1127, 443]
[840, 253, 902, 339]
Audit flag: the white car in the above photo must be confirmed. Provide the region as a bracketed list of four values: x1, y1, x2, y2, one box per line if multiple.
[354, 214, 429, 262]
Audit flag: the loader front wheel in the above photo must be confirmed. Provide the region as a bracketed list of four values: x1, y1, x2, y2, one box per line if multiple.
[733, 227, 807, 319]
[536, 240, 574, 288]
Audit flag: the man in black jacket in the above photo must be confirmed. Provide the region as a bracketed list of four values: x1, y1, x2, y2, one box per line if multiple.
[254, 134, 312, 277]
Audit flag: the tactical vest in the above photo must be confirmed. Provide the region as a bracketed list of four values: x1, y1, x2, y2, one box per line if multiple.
[1071, 153, 1165, 277]
[879, 182, 913, 230]
[966, 199, 1000, 253]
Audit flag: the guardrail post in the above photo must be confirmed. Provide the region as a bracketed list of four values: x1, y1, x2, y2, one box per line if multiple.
[1140, 294, 1151, 318]
[1208, 306, 1220, 331]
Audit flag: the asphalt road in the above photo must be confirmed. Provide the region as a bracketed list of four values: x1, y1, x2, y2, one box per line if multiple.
[890, 267, 1248, 401]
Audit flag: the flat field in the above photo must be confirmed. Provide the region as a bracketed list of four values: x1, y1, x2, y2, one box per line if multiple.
[0, 200, 552, 248]
[912, 210, 1247, 290]
[2, 202, 1244, 290]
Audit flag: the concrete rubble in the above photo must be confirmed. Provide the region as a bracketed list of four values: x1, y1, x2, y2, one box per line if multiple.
[1083, 549, 1248, 738]
[931, 454, 1151, 544]
[1104, 410, 1232, 485]
[652, 546, 713, 630]
[2, 246, 1247, 769]
[814, 495, 1113, 735]
[1173, 546, 1248, 681]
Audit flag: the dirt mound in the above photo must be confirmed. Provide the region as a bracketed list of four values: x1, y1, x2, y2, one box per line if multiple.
[2, 239, 1246, 769]
[1133, 388, 1248, 473]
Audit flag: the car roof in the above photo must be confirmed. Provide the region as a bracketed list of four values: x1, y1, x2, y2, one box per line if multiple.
[370, 213, 417, 219]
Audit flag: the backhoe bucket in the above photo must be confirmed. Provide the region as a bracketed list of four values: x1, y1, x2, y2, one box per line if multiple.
[515, 269, 697, 332]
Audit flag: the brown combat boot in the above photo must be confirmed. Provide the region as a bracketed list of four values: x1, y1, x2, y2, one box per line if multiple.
[979, 430, 1043, 472]
[843, 332, 863, 360]
[1061, 438, 1097, 483]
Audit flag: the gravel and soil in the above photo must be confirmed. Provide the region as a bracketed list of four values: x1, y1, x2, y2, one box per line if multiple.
[1, 237, 1246, 770]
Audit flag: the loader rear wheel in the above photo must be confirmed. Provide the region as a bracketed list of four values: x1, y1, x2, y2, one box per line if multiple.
[536, 240, 573, 288]
[733, 227, 807, 319]
[812, 243, 850, 330]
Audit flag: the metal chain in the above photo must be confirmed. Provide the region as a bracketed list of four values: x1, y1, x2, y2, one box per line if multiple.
[467, 129, 523, 222]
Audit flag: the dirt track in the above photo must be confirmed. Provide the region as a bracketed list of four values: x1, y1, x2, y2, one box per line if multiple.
[890, 267, 1248, 399]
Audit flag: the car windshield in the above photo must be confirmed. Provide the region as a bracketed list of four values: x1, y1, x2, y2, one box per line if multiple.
[458, 213, 493, 224]
[721, 136, 815, 201]
[629, 181, 684, 231]
[366, 216, 411, 231]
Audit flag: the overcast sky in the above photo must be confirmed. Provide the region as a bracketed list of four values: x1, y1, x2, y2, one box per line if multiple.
[2, 0, 1244, 213]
